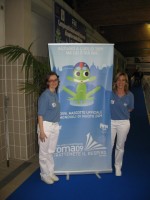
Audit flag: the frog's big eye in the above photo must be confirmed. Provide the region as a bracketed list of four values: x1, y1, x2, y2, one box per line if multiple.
[83, 71, 89, 77]
[74, 71, 80, 77]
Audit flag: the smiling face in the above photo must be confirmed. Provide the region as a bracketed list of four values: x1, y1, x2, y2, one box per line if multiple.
[48, 75, 59, 91]
[113, 72, 129, 93]
[116, 75, 126, 89]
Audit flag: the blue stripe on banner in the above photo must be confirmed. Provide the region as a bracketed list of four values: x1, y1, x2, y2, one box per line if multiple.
[48, 43, 114, 174]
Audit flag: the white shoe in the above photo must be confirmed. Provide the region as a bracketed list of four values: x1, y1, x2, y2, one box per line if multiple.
[41, 176, 54, 184]
[115, 168, 122, 176]
[50, 174, 59, 181]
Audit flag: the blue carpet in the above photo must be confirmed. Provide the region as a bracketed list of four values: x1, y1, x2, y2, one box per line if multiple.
[7, 86, 150, 200]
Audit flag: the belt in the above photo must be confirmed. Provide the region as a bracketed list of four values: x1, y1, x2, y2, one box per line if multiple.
[46, 121, 59, 125]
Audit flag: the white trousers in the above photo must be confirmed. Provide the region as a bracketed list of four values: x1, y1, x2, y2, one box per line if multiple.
[38, 121, 60, 178]
[111, 120, 130, 170]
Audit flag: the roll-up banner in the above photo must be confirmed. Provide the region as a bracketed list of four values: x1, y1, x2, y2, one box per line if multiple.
[48, 43, 114, 174]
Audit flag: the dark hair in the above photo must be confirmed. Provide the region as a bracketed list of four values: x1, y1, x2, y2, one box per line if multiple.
[113, 72, 129, 93]
[43, 71, 60, 93]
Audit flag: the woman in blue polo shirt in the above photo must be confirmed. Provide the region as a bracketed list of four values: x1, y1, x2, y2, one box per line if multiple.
[110, 72, 134, 176]
[37, 71, 60, 184]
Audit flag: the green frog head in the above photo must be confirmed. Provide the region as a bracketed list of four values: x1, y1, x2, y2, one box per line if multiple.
[63, 61, 100, 106]
[73, 62, 90, 82]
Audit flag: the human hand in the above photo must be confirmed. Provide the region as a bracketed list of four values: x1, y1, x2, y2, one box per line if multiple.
[39, 131, 47, 142]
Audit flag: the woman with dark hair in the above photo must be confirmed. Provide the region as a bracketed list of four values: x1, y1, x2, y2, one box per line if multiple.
[37, 71, 60, 184]
[110, 72, 134, 176]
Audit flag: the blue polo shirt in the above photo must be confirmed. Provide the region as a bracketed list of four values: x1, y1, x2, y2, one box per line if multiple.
[38, 89, 60, 122]
[110, 91, 134, 120]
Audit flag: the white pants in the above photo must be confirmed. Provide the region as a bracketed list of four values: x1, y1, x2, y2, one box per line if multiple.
[111, 120, 130, 170]
[38, 121, 60, 178]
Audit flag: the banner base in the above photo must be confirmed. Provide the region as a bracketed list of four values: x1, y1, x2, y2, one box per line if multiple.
[65, 173, 101, 180]
[66, 174, 70, 180]
[95, 172, 101, 179]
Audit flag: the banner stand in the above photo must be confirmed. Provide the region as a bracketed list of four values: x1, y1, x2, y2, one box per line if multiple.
[95, 173, 101, 179]
[66, 174, 70, 180]
[49, 43, 114, 175]
[65, 172, 101, 181]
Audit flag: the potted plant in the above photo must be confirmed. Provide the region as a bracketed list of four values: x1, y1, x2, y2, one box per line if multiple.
[0, 43, 51, 164]
[0, 43, 51, 96]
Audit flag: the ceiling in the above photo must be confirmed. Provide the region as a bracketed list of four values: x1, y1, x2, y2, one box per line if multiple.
[63, 0, 150, 58]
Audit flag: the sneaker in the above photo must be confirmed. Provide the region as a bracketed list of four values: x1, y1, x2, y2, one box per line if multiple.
[41, 176, 54, 184]
[50, 174, 59, 181]
[115, 168, 122, 176]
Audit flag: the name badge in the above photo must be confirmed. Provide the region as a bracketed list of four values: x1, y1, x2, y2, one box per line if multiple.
[111, 100, 115, 104]
[52, 103, 56, 107]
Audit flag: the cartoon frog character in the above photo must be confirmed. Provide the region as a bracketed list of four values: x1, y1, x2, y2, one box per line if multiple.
[63, 62, 100, 105]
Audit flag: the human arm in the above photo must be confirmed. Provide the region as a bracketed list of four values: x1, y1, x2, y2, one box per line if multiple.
[38, 115, 47, 142]
[37, 91, 48, 142]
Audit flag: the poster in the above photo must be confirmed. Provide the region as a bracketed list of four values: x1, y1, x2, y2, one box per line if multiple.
[48, 43, 114, 174]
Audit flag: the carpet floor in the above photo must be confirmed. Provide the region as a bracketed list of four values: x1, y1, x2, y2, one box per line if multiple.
[6, 86, 150, 200]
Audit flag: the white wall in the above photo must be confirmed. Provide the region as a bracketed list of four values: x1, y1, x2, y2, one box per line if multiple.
[31, 0, 54, 57]
[5, 0, 31, 48]
[31, 11, 53, 57]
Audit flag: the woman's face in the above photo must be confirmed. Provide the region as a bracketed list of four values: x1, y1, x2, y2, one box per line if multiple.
[48, 75, 59, 90]
[116, 75, 126, 89]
